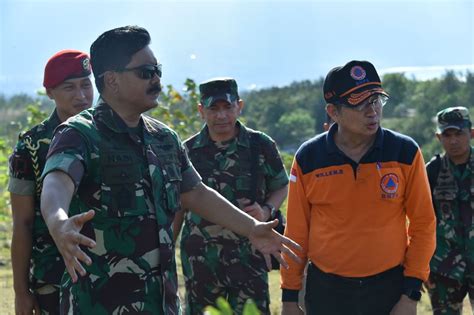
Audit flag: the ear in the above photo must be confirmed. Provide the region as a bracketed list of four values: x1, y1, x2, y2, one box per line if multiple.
[470, 129, 474, 138]
[436, 133, 442, 141]
[46, 88, 54, 100]
[197, 103, 205, 119]
[238, 100, 244, 114]
[104, 71, 119, 94]
[326, 104, 338, 122]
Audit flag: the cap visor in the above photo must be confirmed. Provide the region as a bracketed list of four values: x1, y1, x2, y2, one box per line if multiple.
[346, 87, 389, 106]
[438, 122, 468, 133]
[201, 94, 238, 107]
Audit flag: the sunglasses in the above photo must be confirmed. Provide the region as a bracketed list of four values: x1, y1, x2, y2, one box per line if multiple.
[340, 95, 389, 112]
[116, 64, 162, 80]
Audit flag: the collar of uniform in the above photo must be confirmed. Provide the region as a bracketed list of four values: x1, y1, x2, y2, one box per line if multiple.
[326, 123, 384, 155]
[468, 147, 474, 172]
[446, 146, 474, 170]
[235, 121, 251, 148]
[49, 108, 61, 127]
[30, 108, 61, 135]
[37, 108, 62, 133]
[191, 120, 250, 149]
[96, 101, 133, 134]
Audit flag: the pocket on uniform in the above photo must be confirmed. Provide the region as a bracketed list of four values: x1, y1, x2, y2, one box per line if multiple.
[101, 151, 144, 216]
[163, 163, 182, 213]
[433, 186, 457, 201]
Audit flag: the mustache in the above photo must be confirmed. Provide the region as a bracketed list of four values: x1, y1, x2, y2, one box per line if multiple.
[147, 85, 162, 94]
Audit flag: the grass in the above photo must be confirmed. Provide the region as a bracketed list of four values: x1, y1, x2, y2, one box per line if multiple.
[0, 268, 14, 315]
[0, 219, 473, 314]
[0, 218, 14, 315]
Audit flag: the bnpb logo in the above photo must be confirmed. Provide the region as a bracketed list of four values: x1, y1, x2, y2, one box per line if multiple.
[350, 65, 366, 81]
[380, 173, 399, 194]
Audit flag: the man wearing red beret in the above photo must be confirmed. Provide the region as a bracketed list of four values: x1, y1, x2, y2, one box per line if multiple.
[8, 49, 93, 314]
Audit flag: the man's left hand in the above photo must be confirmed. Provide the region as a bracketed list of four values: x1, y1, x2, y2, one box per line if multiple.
[248, 219, 302, 270]
[389, 294, 417, 315]
[238, 198, 269, 221]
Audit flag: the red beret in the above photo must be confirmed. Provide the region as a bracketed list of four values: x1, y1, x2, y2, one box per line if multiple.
[43, 49, 92, 89]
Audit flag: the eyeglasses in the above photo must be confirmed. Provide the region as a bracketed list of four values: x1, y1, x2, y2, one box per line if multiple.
[117, 64, 162, 80]
[341, 95, 389, 112]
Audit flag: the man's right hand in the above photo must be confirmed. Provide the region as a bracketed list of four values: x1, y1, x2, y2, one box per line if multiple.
[423, 276, 433, 291]
[281, 301, 304, 315]
[15, 290, 40, 315]
[49, 210, 96, 283]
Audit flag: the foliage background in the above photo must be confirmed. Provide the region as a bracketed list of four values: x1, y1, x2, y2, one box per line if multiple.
[0, 72, 473, 313]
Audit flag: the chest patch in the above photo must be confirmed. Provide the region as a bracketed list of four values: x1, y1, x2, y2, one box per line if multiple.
[380, 173, 399, 194]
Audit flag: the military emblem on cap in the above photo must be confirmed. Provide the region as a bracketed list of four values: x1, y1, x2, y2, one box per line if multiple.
[43, 49, 92, 89]
[82, 58, 90, 71]
[436, 106, 472, 133]
[350, 66, 366, 81]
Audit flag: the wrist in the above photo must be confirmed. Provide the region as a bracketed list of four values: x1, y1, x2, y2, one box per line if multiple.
[13, 285, 31, 294]
[261, 204, 271, 221]
[402, 290, 421, 302]
[282, 288, 299, 302]
[263, 203, 276, 220]
[47, 213, 68, 237]
[403, 276, 422, 302]
[246, 216, 259, 238]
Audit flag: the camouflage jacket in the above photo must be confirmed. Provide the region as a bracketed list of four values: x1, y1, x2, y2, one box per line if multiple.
[427, 148, 474, 281]
[42, 102, 201, 314]
[8, 110, 64, 285]
[180, 122, 288, 278]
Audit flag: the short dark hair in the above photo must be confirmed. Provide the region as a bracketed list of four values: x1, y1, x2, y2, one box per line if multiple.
[90, 25, 151, 93]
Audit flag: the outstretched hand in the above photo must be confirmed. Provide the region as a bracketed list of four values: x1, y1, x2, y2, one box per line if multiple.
[248, 219, 302, 270]
[49, 210, 96, 283]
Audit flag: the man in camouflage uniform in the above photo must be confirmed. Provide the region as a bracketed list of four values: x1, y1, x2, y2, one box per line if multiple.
[174, 78, 289, 315]
[426, 106, 474, 314]
[39, 26, 301, 315]
[8, 49, 93, 315]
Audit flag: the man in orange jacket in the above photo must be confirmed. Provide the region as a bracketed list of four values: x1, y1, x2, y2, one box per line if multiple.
[281, 60, 436, 315]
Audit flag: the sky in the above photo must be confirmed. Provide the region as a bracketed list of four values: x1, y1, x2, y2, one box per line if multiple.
[0, 0, 473, 97]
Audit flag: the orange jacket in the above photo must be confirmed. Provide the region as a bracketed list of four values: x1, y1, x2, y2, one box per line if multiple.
[281, 127, 436, 294]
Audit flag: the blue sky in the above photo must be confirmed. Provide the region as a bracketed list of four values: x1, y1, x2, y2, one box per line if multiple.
[0, 0, 473, 96]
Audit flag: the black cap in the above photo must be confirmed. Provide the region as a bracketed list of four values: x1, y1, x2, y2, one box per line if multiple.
[323, 60, 389, 106]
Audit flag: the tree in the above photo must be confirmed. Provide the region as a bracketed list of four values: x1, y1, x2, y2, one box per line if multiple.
[148, 78, 202, 140]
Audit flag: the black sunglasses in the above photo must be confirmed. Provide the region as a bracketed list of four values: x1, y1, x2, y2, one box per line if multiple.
[116, 64, 162, 80]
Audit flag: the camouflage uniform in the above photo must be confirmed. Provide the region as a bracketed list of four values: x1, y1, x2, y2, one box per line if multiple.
[41, 102, 201, 314]
[427, 148, 474, 315]
[8, 110, 65, 315]
[180, 121, 288, 315]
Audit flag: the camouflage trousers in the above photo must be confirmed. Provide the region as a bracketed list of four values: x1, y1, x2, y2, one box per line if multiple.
[181, 242, 270, 315]
[32, 279, 60, 315]
[59, 270, 165, 314]
[428, 272, 474, 315]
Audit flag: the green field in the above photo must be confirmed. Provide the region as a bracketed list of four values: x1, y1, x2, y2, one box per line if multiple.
[0, 220, 472, 314]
